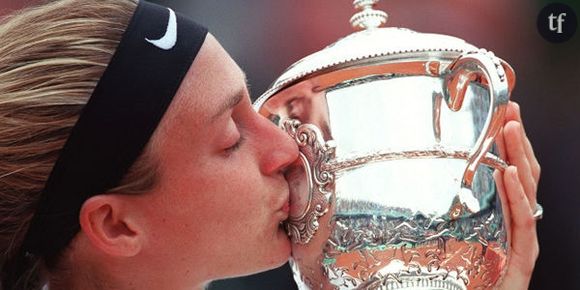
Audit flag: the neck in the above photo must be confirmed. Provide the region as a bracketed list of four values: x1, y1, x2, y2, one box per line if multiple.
[47, 250, 123, 290]
[49, 236, 214, 289]
[48, 261, 211, 290]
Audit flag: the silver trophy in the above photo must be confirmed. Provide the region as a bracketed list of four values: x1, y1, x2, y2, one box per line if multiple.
[254, 1, 516, 289]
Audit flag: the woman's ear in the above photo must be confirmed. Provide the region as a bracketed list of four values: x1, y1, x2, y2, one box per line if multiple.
[79, 194, 144, 257]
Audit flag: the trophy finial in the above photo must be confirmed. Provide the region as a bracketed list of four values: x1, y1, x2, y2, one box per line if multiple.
[349, 0, 388, 30]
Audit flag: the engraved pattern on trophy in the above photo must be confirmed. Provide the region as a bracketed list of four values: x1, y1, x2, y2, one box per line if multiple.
[283, 119, 336, 244]
[322, 194, 507, 289]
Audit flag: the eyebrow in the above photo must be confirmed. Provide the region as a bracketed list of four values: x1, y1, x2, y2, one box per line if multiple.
[210, 76, 249, 122]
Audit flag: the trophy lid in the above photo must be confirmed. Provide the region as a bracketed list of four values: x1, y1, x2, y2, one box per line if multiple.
[254, 0, 515, 109]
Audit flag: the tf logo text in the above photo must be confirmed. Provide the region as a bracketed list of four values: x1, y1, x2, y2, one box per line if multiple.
[537, 3, 577, 43]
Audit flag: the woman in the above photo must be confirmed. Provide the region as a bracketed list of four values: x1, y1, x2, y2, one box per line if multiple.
[0, 0, 539, 289]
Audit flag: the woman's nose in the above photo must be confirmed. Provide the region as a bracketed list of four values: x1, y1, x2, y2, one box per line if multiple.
[256, 115, 299, 175]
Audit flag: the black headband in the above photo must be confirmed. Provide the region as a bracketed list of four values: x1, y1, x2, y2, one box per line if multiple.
[22, 0, 208, 257]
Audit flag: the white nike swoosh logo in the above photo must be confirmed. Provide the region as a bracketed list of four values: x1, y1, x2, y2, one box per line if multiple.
[145, 8, 177, 50]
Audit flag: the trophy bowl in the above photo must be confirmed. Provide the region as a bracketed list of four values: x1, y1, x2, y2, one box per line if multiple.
[254, 1, 516, 289]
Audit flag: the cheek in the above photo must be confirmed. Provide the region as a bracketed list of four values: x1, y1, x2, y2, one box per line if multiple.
[152, 133, 277, 222]
[141, 157, 290, 274]
[165, 157, 270, 235]
[207, 181, 272, 233]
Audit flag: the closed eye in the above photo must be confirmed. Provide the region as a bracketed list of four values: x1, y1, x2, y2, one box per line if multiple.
[224, 135, 245, 155]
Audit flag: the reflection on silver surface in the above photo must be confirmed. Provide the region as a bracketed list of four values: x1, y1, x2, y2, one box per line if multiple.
[272, 71, 509, 290]
[444, 50, 509, 193]
[255, 1, 515, 289]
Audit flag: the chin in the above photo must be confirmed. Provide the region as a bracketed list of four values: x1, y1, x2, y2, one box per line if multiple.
[243, 222, 291, 273]
[242, 244, 291, 277]
[224, 237, 291, 279]
[266, 226, 292, 267]
[278, 227, 292, 252]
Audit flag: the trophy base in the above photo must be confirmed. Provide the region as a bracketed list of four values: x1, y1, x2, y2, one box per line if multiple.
[362, 276, 466, 290]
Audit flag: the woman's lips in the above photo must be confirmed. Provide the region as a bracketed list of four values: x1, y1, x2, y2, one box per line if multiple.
[281, 201, 290, 214]
[276, 200, 290, 223]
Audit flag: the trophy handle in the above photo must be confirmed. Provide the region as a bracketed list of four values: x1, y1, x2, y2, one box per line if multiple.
[282, 119, 336, 244]
[443, 50, 512, 217]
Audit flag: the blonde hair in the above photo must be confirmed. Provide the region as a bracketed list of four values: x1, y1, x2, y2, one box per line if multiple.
[0, 0, 159, 288]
